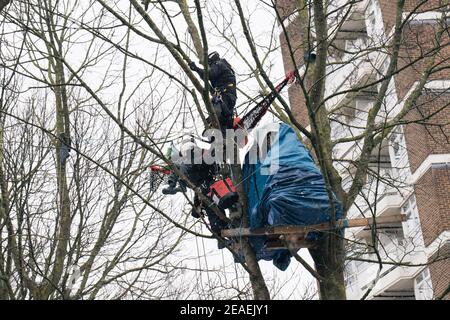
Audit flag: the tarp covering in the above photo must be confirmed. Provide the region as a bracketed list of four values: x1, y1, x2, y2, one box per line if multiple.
[242, 123, 342, 271]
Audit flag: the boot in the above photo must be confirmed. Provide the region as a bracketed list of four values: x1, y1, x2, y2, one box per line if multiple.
[191, 206, 202, 218]
[162, 179, 181, 194]
[162, 185, 179, 195]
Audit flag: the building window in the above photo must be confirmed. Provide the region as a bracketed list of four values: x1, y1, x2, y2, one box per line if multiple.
[345, 259, 368, 288]
[414, 268, 434, 300]
[402, 194, 425, 247]
[389, 128, 405, 161]
[370, 14, 375, 27]
[344, 261, 357, 287]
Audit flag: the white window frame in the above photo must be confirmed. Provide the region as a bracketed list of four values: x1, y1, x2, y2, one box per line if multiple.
[414, 268, 434, 300]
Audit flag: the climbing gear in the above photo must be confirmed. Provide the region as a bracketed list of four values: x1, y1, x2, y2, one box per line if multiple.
[162, 184, 186, 195]
[149, 165, 171, 192]
[221, 83, 235, 93]
[211, 88, 223, 104]
[191, 194, 203, 218]
[210, 82, 234, 96]
[189, 61, 198, 71]
[233, 117, 241, 128]
[161, 172, 187, 194]
[149, 71, 295, 190]
[150, 72, 295, 192]
[208, 178, 239, 210]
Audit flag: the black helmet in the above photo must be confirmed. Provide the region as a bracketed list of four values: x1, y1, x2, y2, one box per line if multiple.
[208, 51, 220, 64]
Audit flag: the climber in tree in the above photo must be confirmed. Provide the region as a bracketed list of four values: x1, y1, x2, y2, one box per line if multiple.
[189, 52, 237, 132]
[161, 138, 228, 238]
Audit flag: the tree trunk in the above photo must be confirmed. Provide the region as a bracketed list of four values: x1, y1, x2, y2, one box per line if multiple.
[309, 233, 346, 300]
[231, 151, 270, 300]
[241, 239, 270, 299]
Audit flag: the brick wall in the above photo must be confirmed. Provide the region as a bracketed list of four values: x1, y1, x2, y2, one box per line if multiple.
[406, 92, 450, 251]
[428, 243, 450, 300]
[396, 23, 450, 100]
[379, 0, 448, 33]
[275, 0, 450, 301]
[414, 166, 450, 300]
[279, 14, 305, 72]
[375, 0, 450, 301]
[414, 165, 450, 246]
[274, 0, 298, 21]
[403, 0, 449, 13]
[378, 0, 398, 34]
[403, 93, 450, 173]
[378, 0, 450, 100]
[278, 0, 450, 129]
[278, 12, 310, 127]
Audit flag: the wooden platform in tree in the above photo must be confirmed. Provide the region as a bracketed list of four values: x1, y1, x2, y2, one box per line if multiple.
[226, 214, 407, 251]
[222, 214, 407, 239]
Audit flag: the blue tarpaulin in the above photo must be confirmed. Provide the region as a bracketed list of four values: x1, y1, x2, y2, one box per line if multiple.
[242, 123, 342, 271]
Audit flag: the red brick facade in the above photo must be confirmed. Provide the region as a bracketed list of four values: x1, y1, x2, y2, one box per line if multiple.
[378, 0, 450, 100]
[274, 0, 298, 21]
[414, 166, 450, 246]
[379, 0, 449, 34]
[396, 23, 450, 100]
[428, 243, 450, 300]
[381, 0, 450, 301]
[404, 93, 450, 173]
[278, 12, 310, 127]
[278, 0, 450, 300]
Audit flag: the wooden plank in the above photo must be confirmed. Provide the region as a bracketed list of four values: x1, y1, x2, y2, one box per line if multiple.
[265, 236, 315, 250]
[221, 214, 407, 238]
[343, 214, 407, 228]
[229, 235, 315, 251]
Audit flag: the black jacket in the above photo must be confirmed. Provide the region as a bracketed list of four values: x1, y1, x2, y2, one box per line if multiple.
[194, 59, 237, 100]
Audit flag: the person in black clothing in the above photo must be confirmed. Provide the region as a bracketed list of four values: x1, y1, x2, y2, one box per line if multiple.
[161, 139, 228, 237]
[189, 52, 237, 132]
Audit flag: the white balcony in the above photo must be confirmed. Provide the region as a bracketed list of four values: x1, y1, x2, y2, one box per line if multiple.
[335, 0, 369, 41]
[350, 188, 404, 239]
[346, 249, 422, 299]
[346, 262, 379, 299]
[326, 59, 375, 111]
[345, 231, 429, 300]
[370, 265, 421, 300]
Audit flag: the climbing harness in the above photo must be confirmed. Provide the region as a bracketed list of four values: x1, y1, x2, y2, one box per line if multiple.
[211, 88, 223, 104]
[211, 83, 235, 103]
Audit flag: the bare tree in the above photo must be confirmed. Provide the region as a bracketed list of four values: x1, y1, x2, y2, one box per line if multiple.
[0, 0, 191, 299]
[1, 0, 448, 300]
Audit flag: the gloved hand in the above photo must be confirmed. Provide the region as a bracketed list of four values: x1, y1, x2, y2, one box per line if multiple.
[189, 61, 197, 71]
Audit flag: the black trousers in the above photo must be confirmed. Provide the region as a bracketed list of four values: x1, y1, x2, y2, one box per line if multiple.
[212, 93, 236, 132]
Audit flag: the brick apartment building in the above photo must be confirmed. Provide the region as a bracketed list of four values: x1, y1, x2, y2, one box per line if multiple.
[275, 0, 450, 299]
